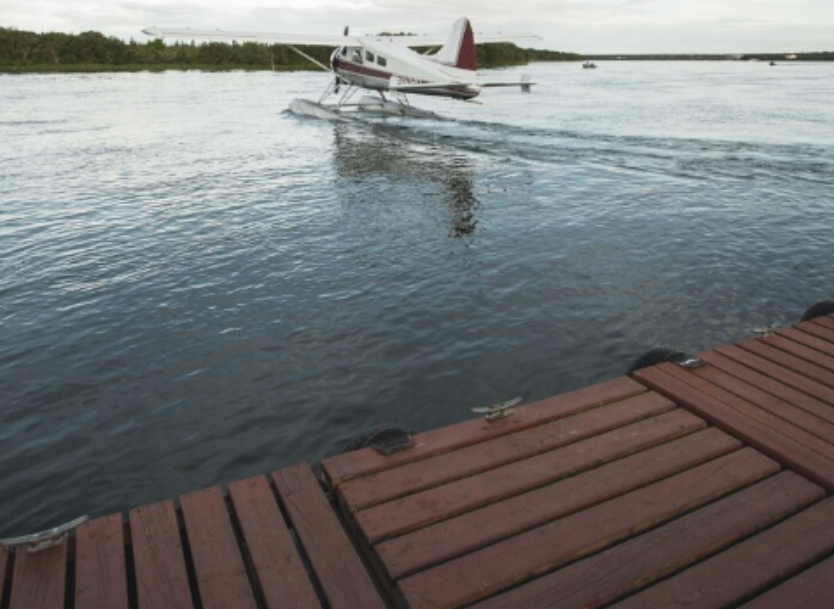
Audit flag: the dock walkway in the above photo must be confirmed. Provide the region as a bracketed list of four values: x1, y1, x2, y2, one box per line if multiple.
[3, 314, 834, 608]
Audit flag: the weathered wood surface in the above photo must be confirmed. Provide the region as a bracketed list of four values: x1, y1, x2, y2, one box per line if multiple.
[130, 500, 194, 609]
[180, 486, 257, 609]
[228, 475, 322, 609]
[324, 316, 834, 609]
[8, 540, 67, 609]
[361, 409, 708, 544]
[75, 514, 129, 609]
[468, 473, 823, 609]
[636, 315, 834, 491]
[6, 315, 834, 609]
[322, 376, 648, 484]
[273, 463, 388, 609]
[397, 449, 779, 609]
[740, 553, 834, 609]
[339, 391, 675, 511]
[0, 546, 9, 605]
[378, 426, 738, 579]
[609, 497, 834, 609]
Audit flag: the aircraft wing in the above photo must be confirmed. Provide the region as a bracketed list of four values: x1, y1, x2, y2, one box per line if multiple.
[142, 27, 540, 47]
[142, 27, 363, 46]
[394, 33, 542, 47]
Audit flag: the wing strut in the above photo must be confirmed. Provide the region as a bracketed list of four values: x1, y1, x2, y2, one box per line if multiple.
[287, 45, 332, 73]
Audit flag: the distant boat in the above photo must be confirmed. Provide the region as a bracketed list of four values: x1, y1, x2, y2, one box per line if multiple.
[770, 61, 777, 66]
[582, 61, 597, 69]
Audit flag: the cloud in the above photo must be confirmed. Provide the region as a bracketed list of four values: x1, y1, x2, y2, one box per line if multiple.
[2, 0, 832, 52]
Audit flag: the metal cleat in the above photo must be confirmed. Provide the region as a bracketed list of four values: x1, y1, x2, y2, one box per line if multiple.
[0, 515, 89, 553]
[753, 325, 778, 338]
[675, 356, 704, 369]
[472, 397, 522, 422]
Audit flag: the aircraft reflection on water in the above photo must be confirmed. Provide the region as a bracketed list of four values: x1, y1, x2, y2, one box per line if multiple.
[330, 125, 478, 239]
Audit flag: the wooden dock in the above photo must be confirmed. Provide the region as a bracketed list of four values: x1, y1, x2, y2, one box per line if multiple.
[3, 313, 834, 608]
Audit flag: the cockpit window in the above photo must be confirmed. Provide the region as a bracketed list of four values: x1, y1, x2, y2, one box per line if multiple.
[377, 56, 387, 67]
[366, 51, 375, 62]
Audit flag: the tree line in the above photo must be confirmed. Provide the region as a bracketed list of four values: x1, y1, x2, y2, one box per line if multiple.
[0, 27, 581, 72]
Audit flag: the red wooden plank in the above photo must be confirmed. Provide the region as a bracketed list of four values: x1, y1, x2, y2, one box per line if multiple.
[273, 463, 387, 609]
[763, 332, 834, 372]
[740, 554, 834, 609]
[0, 546, 8, 603]
[796, 319, 834, 344]
[702, 350, 834, 427]
[396, 448, 778, 609]
[811, 314, 834, 330]
[228, 475, 322, 609]
[339, 391, 675, 511]
[637, 365, 834, 490]
[130, 500, 194, 609]
[645, 363, 834, 460]
[180, 486, 257, 609]
[359, 409, 707, 544]
[609, 497, 834, 609]
[75, 514, 129, 609]
[469, 472, 823, 609]
[377, 426, 740, 580]
[715, 343, 834, 405]
[686, 357, 834, 444]
[9, 542, 66, 609]
[739, 339, 834, 389]
[782, 326, 834, 357]
[322, 376, 647, 484]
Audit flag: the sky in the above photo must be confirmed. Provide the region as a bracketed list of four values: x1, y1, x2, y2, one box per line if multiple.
[2, 0, 833, 54]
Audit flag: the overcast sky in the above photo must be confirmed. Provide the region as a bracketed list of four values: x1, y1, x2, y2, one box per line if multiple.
[3, 0, 833, 54]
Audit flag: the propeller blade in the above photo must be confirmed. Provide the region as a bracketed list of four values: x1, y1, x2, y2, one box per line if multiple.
[343, 26, 349, 36]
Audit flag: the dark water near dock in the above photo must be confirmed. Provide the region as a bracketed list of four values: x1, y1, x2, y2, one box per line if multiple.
[1, 61, 833, 535]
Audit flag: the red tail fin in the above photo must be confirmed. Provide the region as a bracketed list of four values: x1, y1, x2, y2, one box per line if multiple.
[432, 17, 477, 72]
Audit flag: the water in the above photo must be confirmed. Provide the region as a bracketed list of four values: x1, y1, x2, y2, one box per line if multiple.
[1, 61, 833, 536]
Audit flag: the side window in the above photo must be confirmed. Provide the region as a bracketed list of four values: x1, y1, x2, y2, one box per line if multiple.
[377, 56, 387, 67]
[351, 49, 363, 63]
[366, 50, 375, 62]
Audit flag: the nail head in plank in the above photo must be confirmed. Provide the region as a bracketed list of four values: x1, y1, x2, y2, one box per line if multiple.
[9, 542, 67, 609]
[397, 447, 778, 609]
[322, 376, 647, 484]
[130, 500, 194, 609]
[609, 496, 834, 609]
[273, 463, 387, 609]
[75, 514, 129, 609]
[339, 391, 675, 511]
[739, 553, 834, 609]
[469, 472, 823, 609]
[228, 475, 322, 609]
[180, 486, 257, 609]
[377, 426, 740, 580]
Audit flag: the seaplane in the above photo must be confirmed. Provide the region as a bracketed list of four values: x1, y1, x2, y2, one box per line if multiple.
[142, 17, 540, 120]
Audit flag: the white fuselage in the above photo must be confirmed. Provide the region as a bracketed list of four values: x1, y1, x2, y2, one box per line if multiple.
[331, 40, 481, 100]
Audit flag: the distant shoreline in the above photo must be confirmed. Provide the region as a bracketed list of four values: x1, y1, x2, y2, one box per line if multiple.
[583, 53, 833, 61]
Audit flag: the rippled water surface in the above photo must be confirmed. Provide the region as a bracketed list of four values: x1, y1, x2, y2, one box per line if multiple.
[1, 62, 833, 534]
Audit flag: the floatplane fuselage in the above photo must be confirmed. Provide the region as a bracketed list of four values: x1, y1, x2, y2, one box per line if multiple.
[143, 18, 540, 118]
